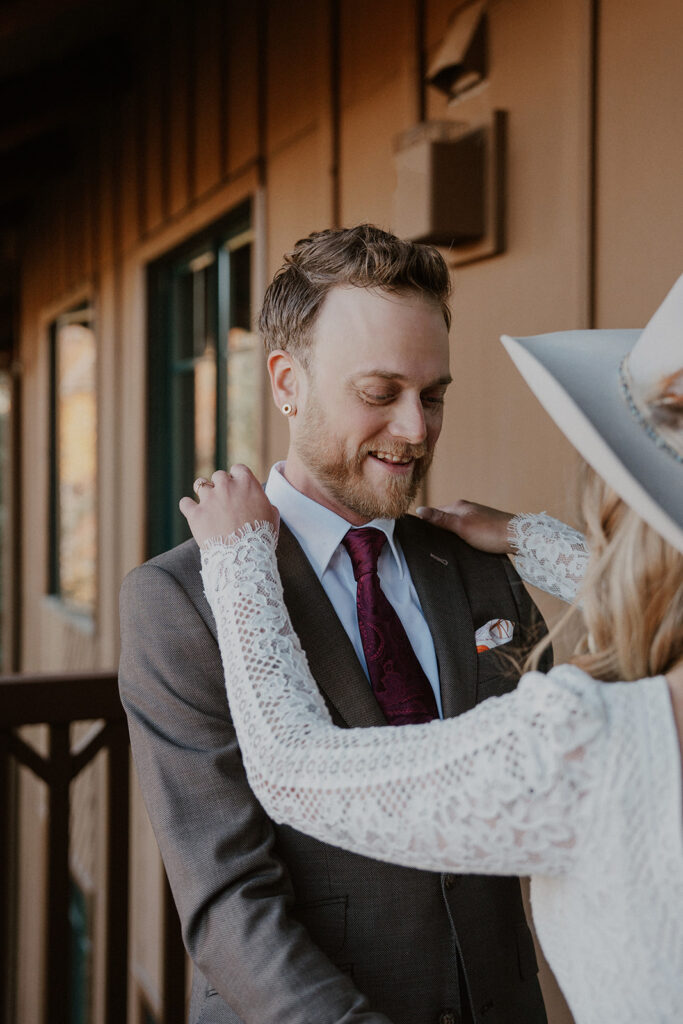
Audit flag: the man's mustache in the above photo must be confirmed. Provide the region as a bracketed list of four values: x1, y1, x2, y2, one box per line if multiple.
[359, 442, 430, 461]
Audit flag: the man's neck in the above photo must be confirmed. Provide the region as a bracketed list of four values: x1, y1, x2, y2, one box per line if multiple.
[282, 453, 371, 527]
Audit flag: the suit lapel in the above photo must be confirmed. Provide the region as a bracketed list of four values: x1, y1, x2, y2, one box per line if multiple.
[276, 524, 387, 728]
[396, 516, 478, 719]
[193, 517, 475, 725]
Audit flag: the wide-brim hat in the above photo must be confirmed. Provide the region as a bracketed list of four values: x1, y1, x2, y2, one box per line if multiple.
[501, 275, 683, 554]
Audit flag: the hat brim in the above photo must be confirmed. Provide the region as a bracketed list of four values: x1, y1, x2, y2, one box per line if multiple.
[501, 329, 683, 555]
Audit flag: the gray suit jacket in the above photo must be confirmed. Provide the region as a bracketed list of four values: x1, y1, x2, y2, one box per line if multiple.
[119, 514, 549, 1024]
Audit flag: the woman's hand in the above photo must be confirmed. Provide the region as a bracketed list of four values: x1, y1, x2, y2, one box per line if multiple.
[416, 499, 516, 554]
[179, 465, 279, 547]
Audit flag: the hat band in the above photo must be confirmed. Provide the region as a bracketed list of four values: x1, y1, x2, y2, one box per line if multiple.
[619, 355, 683, 465]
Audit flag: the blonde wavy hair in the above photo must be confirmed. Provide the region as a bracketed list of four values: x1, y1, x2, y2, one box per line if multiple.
[528, 468, 683, 681]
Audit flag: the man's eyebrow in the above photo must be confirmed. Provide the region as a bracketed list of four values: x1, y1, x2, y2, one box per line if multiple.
[351, 371, 453, 386]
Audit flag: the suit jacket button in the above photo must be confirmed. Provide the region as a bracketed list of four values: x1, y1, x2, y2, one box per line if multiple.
[438, 1012, 457, 1024]
[443, 873, 457, 889]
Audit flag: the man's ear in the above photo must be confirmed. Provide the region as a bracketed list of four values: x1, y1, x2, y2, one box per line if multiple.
[268, 350, 303, 412]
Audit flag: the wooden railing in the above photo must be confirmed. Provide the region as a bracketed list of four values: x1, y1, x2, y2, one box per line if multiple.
[0, 672, 128, 1024]
[0, 671, 186, 1024]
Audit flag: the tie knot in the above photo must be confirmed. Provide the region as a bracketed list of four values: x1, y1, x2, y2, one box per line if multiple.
[342, 527, 387, 581]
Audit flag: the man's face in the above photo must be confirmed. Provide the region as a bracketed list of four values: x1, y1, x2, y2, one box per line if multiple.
[287, 285, 451, 523]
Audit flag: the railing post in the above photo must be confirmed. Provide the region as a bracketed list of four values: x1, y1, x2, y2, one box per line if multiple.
[0, 673, 130, 1023]
[0, 728, 10, 1024]
[46, 723, 71, 1024]
[105, 721, 130, 1024]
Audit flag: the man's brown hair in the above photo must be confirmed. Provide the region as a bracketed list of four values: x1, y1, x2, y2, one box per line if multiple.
[259, 224, 451, 363]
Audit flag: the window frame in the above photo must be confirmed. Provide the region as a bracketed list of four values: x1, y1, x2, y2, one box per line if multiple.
[47, 301, 98, 626]
[146, 200, 255, 558]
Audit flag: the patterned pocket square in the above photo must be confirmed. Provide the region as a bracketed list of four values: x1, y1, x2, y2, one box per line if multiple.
[475, 618, 514, 652]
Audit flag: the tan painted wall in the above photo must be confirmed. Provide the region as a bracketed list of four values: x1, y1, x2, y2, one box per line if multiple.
[597, 0, 683, 323]
[12, 0, 683, 1020]
[427, 0, 591, 518]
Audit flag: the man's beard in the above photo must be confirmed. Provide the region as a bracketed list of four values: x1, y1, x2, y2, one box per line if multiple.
[296, 398, 433, 520]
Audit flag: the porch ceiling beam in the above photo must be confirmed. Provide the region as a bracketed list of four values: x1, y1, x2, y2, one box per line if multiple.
[0, 34, 134, 150]
[0, 132, 75, 200]
[0, 0, 88, 43]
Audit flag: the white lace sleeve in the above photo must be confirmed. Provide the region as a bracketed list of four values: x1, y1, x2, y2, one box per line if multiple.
[201, 525, 607, 878]
[509, 512, 589, 603]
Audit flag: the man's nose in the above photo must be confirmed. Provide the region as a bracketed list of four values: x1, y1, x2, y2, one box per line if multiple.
[387, 395, 427, 444]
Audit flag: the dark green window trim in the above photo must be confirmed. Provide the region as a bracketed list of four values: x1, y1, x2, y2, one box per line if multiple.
[147, 201, 253, 557]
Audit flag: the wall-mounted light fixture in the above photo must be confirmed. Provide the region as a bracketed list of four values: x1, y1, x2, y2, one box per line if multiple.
[392, 110, 506, 266]
[426, 0, 488, 100]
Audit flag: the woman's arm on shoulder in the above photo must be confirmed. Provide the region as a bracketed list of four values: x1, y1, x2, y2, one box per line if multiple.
[181, 470, 604, 879]
[201, 523, 606, 879]
[417, 501, 589, 603]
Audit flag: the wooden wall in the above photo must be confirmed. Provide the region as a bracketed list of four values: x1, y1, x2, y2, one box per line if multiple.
[14, 1, 683, 1020]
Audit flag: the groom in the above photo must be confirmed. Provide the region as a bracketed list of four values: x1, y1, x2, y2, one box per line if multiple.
[119, 225, 548, 1024]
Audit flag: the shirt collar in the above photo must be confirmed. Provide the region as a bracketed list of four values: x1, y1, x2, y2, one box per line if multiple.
[265, 462, 404, 580]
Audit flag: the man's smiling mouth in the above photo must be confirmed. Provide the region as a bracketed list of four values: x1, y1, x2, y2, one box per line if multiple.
[368, 452, 417, 471]
[370, 451, 414, 465]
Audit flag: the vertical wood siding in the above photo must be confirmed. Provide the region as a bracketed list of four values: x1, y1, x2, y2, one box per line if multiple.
[13, 4, 683, 1019]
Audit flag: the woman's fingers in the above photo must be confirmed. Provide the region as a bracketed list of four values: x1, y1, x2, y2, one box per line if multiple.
[416, 500, 515, 554]
[179, 495, 197, 519]
[193, 476, 215, 497]
[416, 500, 476, 529]
[179, 465, 278, 546]
[415, 505, 448, 525]
[219, 463, 250, 480]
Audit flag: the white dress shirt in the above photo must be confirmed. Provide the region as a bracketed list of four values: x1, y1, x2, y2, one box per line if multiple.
[265, 462, 443, 718]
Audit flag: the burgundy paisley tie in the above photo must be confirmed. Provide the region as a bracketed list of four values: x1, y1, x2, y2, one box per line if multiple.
[342, 527, 439, 726]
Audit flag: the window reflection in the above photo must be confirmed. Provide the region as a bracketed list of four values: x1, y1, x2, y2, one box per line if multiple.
[51, 313, 97, 618]
[227, 326, 261, 470]
[189, 250, 218, 481]
[194, 350, 217, 480]
[225, 238, 261, 472]
[146, 203, 260, 555]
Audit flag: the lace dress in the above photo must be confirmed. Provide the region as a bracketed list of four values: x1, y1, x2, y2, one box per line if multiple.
[200, 514, 683, 1024]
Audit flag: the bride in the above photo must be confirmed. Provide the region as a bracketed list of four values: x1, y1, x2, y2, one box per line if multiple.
[180, 277, 683, 1024]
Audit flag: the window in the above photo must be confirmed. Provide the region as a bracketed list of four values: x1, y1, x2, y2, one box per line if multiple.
[69, 878, 93, 1024]
[225, 234, 262, 476]
[48, 305, 97, 620]
[147, 202, 261, 555]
